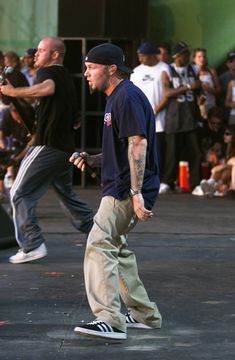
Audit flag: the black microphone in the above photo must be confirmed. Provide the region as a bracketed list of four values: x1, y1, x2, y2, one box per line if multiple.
[0, 66, 14, 85]
[71, 152, 99, 180]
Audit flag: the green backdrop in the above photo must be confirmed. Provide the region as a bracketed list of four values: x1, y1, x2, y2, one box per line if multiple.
[148, 0, 235, 68]
[0, 0, 233, 68]
[0, 0, 58, 57]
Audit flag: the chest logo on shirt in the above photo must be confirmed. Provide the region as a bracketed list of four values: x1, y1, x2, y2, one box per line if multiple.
[104, 112, 112, 127]
[142, 74, 155, 82]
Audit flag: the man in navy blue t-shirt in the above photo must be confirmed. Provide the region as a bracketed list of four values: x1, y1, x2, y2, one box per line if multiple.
[70, 43, 162, 340]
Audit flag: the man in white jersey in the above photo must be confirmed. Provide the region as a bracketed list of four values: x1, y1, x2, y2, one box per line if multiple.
[130, 42, 170, 178]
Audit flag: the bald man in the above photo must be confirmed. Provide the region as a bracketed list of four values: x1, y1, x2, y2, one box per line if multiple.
[1, 37, 93, 263]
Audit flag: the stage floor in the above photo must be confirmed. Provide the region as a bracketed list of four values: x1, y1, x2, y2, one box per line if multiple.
[0, 188, 235, 359]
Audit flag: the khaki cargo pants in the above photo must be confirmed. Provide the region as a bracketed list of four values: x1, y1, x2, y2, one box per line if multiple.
[84, 195, 162, 332]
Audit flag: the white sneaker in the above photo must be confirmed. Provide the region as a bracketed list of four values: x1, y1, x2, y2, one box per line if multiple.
[214, 190, 224, 197]
[159, 183, 170, 194]
[191, 185, 204, 196]
[125, 312, 155, 329]
[200, 179, 214, 196]
[9, 243, 47, 264]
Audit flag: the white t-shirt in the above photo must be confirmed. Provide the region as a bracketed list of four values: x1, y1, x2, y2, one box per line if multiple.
[130, 61, 170, 132]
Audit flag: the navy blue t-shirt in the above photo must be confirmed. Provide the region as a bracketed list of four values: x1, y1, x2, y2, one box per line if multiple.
[102, 79, 159, 209]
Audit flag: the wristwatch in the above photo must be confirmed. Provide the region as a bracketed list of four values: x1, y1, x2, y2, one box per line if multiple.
[130, 189, 142, 197]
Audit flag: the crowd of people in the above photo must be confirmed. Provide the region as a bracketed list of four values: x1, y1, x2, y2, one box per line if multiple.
[131, 41, 235, 198]
[1, 40, 235, 202]
[0, 47, 37, 203]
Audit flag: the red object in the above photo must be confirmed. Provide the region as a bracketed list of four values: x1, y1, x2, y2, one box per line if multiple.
[179, 161, 190, 192]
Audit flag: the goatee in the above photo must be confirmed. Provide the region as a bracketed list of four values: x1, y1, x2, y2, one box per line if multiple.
[89, 85, 96, 95]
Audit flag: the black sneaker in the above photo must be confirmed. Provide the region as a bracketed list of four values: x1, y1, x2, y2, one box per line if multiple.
[74, 320, 127, 340]
[125, 312, 154, 329]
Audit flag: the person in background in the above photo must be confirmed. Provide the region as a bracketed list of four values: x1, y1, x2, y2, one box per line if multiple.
[70, 43, 162, 340]
[160, 41, 201, 194]
[3, 50, 29, 89]
[0, 50, 29, 200]
[219, 51, 235, 109]
[192, 48, 221, 119]
[225, 77, 235, 125]
[200, 125, 235, 197]
[198, 106, 225, 167]
[192, 106, 226, 196]
[1, 37, 94, 264]
[21, 48, 37, 86]
[0, 50, 4, 73]
[157, 42, 171, 64]
[0, 103, 35, 191]
[130, 42, 170, 178]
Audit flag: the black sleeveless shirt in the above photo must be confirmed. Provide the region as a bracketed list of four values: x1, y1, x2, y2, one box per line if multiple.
[165, 64, 200, 134]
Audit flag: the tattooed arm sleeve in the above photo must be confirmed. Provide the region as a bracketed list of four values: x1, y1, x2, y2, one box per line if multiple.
[128, 135, 147, 191]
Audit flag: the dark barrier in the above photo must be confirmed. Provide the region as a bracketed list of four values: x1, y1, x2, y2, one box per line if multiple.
[0, 204, 16, 249]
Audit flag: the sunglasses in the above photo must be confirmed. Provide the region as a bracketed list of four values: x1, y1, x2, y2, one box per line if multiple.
[224, 132, 232, 136]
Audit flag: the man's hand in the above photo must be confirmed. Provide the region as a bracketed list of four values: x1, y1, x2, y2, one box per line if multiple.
[69, 152, 90, 172]
[190, 79, 201, 90]
[132, 194, 153, 221]
[1, 84, 15, 97]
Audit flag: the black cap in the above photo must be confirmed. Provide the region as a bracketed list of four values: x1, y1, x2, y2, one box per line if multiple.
[172, 41, 190, 58]
[227, 51, 235, 61]
[85, 43, 133, 74]
[24, 48, 37, 57]
[137, 42, 160, 55]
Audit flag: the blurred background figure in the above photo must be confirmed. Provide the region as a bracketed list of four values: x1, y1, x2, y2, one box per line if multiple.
[198, 106, 225, 169]
[0, 102, 35, 202]
[21, 48, 37, 86]
[225, 77, 235, 125]
[157, 42, 171, 64]
[0, 49, 9, 128]
[130, 42, 170, 179]
[0, 50, 4, 72]
[219, 51, 235, 110]
[0, 50, 29, 199]
[200, 125, 235, 197]
[160, 41, 201, 194]
[3, 50, 29, 93]
[192, 48, 221, 119]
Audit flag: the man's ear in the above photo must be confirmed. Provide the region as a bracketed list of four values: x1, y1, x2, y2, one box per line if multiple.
[52, 50, 60, 60]
[108, 64, 117, 76]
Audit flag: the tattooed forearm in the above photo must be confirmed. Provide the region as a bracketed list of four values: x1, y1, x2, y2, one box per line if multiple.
[128, 136, 147, 190]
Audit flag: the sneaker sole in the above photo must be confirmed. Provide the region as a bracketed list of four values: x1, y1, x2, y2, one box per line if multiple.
[9, 252, 47, 264]
[74, 327, 127, 340]
[126, 323, 154, 329]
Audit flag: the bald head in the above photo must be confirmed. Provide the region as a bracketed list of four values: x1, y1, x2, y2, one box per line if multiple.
[43, 37, 66, 58]
[35, 37, 66, 68]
